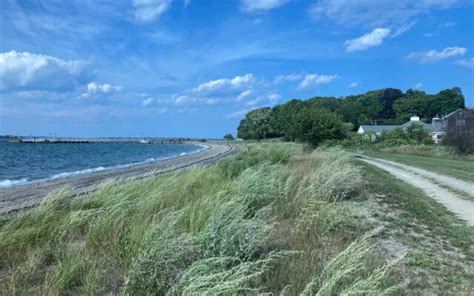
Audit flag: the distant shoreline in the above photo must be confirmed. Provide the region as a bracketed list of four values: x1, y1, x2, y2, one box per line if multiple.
[0, 142, 238, 217]
[0, 142, 209, 189]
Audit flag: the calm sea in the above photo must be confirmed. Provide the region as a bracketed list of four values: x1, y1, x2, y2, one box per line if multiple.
[0, 140, 206, 188]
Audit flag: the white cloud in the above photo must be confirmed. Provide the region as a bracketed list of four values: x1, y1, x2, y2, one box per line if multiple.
[246, 98, 260, 106]
[237, 90, 252, 101]
[309, 0, 460, 28]
[391, 20, 417, 38]
[299, 74, 339, 89]
[348, 82, 359, 88]
[174, 94, 192, 105]
[344, 28, 391, 52]
[455, 58, 474, 69]
[132, 0, 173, 23]
[227, 109, 250, 119]
[206, 98, 218, 105]
[0, 50, 94, 92]
[415, 82, 423, 89]
[192, 73, 254, 96]
[268, 93, 281, 101]
[241, 0, 289, 12]
[82, 82, 122, 97]
[406, 47, 467, 63]
[274, 73, 303, 83]
[141, 97, 155, 106]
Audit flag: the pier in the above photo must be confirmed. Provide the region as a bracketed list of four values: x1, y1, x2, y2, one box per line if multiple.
[10, 137, 191, 144]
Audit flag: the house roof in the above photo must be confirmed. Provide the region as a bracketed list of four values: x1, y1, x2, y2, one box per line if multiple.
[444, 108, 463, 119]
[360, 120, 433, 134]
[359, 125, 400, 133]
[400, 120, 433, 131]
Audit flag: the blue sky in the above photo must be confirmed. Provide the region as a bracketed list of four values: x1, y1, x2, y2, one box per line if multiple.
[1, 0, 473, 138]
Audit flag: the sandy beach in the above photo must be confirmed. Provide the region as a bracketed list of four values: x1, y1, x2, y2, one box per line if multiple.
[0, 142, 238, 216]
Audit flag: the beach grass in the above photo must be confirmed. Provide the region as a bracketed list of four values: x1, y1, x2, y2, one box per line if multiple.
[0, 143, 396, 295]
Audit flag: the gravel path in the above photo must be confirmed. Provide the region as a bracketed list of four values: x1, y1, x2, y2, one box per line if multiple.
[0, 143, 239, 216]
[358, 155, 474, 227]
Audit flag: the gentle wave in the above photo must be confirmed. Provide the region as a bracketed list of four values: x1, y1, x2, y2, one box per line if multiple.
[0, 178, 29, 188]
[50, 167, 107, 179]
[0, 144, 209, 189]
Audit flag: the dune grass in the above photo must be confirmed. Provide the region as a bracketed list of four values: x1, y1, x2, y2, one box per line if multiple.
[0, 143, 396, 295]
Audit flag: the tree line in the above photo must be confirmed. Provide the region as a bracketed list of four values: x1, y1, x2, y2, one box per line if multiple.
[236, 87, 465, 146]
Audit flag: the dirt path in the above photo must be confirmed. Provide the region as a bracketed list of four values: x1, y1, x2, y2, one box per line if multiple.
[358, 155, 474, 227]
[0, 143, 239, 217]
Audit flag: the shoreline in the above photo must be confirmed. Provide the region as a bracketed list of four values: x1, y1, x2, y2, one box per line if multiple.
[0, 142, 210, 189]
[0, 142, 238, 216]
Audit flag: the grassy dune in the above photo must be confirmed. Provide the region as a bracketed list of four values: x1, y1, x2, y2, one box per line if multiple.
[0, 143, 397, 295]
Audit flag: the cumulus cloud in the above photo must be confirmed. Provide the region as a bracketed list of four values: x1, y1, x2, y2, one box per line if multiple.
[299, 74, 339, 89]
[455, 58, 474, 69]
[174, 74, 277, 107]
[132, 0, 173, 23]
[348, 82, 359, 88]
[141, 97, 155, 106]
[406, 47, 467, 63]
[0, 50, 94, 92]
[241, 0, 289, 12]
[344, 28, 391, 52]
[274, 73, 303, 83]
[81, 82, 122, 97]
[192, 73, 254, 97]
[309, 0, 460, 28]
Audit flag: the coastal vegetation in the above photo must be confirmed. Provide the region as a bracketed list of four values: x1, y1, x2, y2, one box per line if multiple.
[237, 87, 465, 144]
[223, 133, 235, 141]
[0, 143, 398, 294]
[1, 142, 473, 294]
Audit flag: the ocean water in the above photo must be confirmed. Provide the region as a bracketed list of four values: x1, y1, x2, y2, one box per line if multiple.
[0, 140, 206, 188]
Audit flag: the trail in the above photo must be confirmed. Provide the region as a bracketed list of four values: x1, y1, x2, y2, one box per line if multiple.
[358, 155, 474, 227]
[0, 143, 239, 217]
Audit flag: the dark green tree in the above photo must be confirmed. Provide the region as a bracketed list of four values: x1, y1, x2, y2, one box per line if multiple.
[289, 106, 349, 146]
[270, 99, 306, 140]
[237, 107, 275, 140]
[223, 134, 235, 141]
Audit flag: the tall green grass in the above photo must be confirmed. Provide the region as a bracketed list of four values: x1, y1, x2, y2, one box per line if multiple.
[0, 143, 396, 295]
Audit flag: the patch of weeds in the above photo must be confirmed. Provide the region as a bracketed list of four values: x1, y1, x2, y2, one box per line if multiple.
[407, 252, 440, 270]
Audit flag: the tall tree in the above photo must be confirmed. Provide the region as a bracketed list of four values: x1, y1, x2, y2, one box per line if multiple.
[237, 108, 275, 140]
[289, 106, 349, 146]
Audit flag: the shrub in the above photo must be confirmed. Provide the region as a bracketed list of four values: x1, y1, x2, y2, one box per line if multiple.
[306, 148, 363, 202]
[301, 236, 397, 296]
[168, 251, 294, 295]
[125, 213, 198, 294]
[443, 130, 474, 154]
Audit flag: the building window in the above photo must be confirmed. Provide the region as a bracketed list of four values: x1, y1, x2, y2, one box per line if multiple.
[456, 119, 465, 126]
